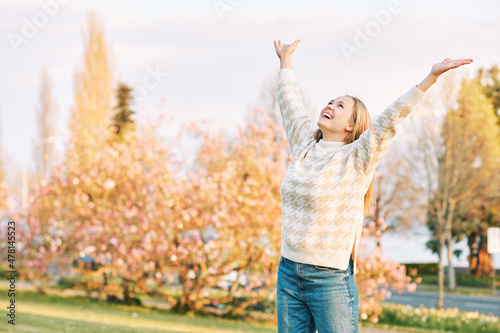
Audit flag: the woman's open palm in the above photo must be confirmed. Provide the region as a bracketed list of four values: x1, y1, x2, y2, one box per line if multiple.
[431, 58, 473, 76]
[274, 39, 300, 59]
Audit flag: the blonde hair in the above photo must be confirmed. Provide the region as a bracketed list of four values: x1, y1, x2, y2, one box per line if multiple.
[313, 95, 375, 216]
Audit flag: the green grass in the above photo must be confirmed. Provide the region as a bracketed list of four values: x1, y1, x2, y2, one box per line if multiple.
[416, 274, 500, 288]
[416, 284, 496, 296]
[414, 274, 500, 295]
[0, 289, 276, 333]
[2, 286, 486, 333]
[0, 312, 169, 333]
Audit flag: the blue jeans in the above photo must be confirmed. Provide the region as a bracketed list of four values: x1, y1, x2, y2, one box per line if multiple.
[276, 256, 359, 333]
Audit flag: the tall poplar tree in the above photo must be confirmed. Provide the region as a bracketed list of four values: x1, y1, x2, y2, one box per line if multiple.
[35, 68, 59, 180]
[69, 12, 113, 139]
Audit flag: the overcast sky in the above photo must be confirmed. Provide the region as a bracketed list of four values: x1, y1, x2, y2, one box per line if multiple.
[1, 0, 499, 265]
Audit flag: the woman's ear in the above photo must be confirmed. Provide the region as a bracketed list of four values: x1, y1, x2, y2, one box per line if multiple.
[345, 123, 354, 132]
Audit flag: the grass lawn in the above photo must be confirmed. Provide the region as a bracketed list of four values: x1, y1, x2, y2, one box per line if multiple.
[0, 289, 276, 333]
[416, 284, 496, 296]
[0, 287, 449, 333]
[415, 274, 500, 296]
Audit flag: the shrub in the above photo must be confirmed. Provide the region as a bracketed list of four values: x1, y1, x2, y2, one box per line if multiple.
[403, 263, 438, 275]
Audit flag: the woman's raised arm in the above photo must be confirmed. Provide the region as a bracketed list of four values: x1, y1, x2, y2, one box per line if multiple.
[274, 39, 315, 157]
[274, 39, 300, 69]
[416, 58, 473, 92]
[352, 57, 473, 175]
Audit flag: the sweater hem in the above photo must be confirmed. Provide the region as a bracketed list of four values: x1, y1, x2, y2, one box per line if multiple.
[281, 242, 352, 271]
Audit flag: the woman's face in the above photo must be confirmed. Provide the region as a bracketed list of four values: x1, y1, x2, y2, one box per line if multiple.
[317, 96, 355, 141]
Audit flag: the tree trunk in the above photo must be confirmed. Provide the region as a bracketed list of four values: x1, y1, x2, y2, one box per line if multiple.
[446, 233, 456, 290]
[437, 236, 445, 309]
[123, 279, 131, 304]
[467, 232, 479, 274]
[176, 293, 188, 312]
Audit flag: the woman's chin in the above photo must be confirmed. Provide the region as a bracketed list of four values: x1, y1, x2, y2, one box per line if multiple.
[317, 119, 330, 130]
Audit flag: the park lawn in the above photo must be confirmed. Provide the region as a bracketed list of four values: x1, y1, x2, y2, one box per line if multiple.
[415, 274, 500, 296]
[416, 284, 496, 296]
[0, 287, 444, 333]
[0, 289, 276, 333]
[416, 274, 500, 287]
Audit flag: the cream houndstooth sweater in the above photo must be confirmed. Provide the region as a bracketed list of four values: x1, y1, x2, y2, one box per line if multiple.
[277, 68, 424, 274]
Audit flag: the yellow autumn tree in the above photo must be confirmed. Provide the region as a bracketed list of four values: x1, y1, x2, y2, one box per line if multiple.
[448, 79, 500, 277]
[426, 78, 500, 308]
[69, 12, 113, 146]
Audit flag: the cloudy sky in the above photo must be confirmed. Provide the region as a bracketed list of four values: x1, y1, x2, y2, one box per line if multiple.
[1, 0, 499, 264]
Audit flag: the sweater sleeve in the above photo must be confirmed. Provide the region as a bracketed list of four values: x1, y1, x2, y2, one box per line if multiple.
[277, 68, 316, 157]
[352, 85, 425, 175]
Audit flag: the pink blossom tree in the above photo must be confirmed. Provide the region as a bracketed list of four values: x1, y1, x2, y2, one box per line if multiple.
[356, 220, 421, 323]
[19, 126, 178, 302]
[166, 109, 289, 315]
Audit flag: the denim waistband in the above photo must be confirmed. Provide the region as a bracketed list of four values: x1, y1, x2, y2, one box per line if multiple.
[281, 255, 354, 274]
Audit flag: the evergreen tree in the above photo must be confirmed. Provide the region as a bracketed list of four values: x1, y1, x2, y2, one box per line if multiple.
[112, 83, 136, 137]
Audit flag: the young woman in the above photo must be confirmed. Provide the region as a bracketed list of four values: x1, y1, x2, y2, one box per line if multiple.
[273, 39, 472, 333]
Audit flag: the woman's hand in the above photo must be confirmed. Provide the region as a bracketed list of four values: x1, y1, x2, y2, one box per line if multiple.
[431, 58, 474, 77]
[274, 39, 300, 69]
[417, 58, 473, 93]
[274, 39, 300, 59]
